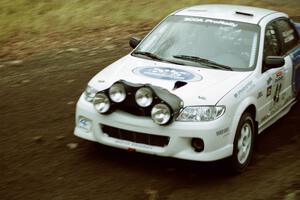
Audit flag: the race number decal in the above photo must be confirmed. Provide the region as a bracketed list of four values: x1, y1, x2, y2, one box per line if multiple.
[273, 83, 282, 103]
[272, 70, 284, 103]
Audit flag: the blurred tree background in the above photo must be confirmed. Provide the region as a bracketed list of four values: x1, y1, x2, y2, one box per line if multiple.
[0, 0, 299, 59]
[1, 0, 299, 41]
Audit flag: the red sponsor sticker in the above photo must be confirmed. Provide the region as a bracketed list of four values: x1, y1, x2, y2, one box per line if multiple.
[275, 71, 284, 81]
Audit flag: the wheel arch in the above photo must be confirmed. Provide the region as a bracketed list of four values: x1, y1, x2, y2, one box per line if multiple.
[243, 104, 259, 137]
[229, 98, 258, 144]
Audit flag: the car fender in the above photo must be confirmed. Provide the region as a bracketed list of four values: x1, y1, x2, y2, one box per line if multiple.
[219, 93, 258, 145]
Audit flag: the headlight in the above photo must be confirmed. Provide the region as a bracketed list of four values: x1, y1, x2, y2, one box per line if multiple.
[151, 103, 171, 125]
[135, 87, 153, 107]
[176, 106, 225, 122]
[109, 83, 126, 103]
[93, 93, 110, 113]
[84, 86, 98, 102]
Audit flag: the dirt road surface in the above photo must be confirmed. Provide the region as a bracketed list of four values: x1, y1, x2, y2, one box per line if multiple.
[1, 25, 300, 200]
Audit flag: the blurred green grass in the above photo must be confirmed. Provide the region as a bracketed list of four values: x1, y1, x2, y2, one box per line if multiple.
[0, 0, 299, 42]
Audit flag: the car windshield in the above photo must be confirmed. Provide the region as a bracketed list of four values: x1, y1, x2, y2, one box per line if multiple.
[133, 15, 260, 71]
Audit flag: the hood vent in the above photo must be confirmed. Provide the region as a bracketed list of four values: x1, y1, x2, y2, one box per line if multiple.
[235, 11, 254, 17]
[173, 81, 187, 90]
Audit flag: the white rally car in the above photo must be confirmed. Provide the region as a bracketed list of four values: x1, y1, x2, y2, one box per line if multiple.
[74, 5, 300, 172]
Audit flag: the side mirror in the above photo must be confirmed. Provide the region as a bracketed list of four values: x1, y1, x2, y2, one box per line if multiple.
[129, 37, 141, 49]
[264, 56, 285, 69]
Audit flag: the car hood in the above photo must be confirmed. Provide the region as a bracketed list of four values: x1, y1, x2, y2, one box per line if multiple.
[89, 55, 252, 105]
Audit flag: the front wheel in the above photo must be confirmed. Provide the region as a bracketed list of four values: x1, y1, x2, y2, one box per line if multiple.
[229, 112, 255, 173]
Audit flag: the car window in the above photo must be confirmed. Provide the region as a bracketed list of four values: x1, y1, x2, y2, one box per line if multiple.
[263, 22, 281, 58]
[276, 19, 299, 53]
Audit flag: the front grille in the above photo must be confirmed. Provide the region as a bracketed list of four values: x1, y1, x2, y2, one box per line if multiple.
[101, 125, 170, 147]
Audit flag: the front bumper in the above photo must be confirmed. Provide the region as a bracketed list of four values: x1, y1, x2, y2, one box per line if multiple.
[74, 95, 234, 161]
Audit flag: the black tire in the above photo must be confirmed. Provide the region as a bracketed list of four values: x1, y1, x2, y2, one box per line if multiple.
[228, 112, 255, 174]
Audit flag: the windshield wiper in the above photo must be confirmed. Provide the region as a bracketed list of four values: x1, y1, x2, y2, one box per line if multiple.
[132, 51, 165, 62]
[173, 55, 233, 71]
[132, 51, 188, 66]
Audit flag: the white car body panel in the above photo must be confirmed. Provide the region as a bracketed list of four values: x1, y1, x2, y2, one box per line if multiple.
[74, 4, 299, 162]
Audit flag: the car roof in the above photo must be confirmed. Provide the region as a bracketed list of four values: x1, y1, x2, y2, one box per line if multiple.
[174, 4, 279, 24]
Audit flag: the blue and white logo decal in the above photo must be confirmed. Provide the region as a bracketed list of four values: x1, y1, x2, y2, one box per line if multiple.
[133, 67, 203, 82]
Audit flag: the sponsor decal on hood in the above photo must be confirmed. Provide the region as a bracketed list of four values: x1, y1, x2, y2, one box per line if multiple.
[132, 66, 203, 82]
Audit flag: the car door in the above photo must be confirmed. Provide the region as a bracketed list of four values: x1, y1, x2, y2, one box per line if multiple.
[277, 19, 300, 96]
[258, 18, 294, 124]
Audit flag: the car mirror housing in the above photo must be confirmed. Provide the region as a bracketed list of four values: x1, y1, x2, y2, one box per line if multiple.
[264, 56, 285, 69]
[129, 37, 141, 49]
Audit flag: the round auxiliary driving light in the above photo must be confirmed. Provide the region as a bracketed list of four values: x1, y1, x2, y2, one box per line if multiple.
[109, 83, 126, 103]
[93, 93, 110, 113]
[151, 103, 171, 125]
[135, 87, 153, 107]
